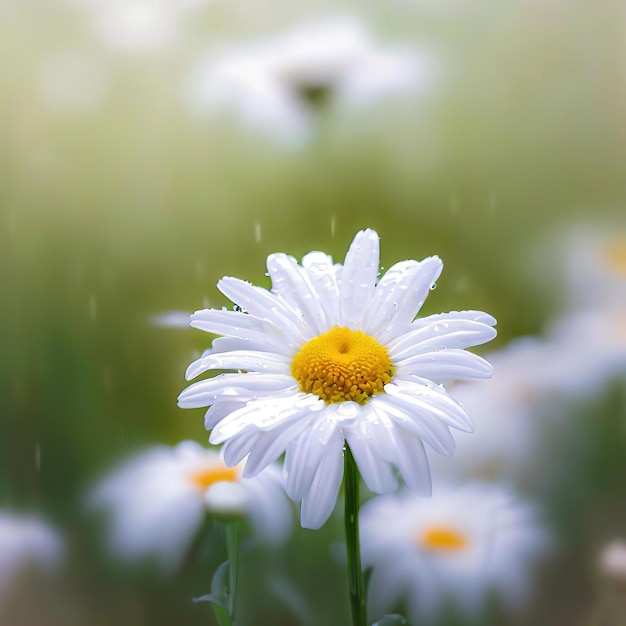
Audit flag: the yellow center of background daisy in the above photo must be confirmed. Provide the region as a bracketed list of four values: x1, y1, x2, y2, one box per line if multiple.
[420, 526, 468, 551]
[291, 325, 394, 404]
[190, 465, 239, 490]
[604, 239, 626, 276]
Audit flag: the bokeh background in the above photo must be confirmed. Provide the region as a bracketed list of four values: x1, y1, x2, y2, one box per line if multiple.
[1, 0, 625, 624]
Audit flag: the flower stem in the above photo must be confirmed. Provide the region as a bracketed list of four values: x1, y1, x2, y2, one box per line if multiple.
[225, 521, 239, 622]
[344, 445, 367, 626]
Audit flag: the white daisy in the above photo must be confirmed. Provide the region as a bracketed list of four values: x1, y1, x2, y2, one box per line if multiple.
[557, 222, 626, 311]
[546, 307, 626, 392]
[0, 513, 63, 603]
[73, 0, 206, 54]
[360, 483, 550, 623]
[599, 539, 626, 583]
[178, 229, 497, 529]
[88, 441, 292, 573]
[430, 335, 585, 482]
[184, 16, 437, 146]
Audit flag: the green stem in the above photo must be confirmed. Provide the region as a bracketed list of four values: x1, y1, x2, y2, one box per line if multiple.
[225, 521, 239, 623]
[344, 445, 367, 626]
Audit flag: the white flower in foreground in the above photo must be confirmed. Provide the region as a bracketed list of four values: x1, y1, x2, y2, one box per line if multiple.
[89, 441, 291, 573]
[0, 513, 63, 603]
[360, 484, 550, 623]
[184, 16, 437, 146]
[178, 229, 497, 529]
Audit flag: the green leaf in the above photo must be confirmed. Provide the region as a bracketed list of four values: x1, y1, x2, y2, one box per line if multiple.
[211, 559, 231, 601]
[371, 615, 409, 626]
[192, 594, 231, 626]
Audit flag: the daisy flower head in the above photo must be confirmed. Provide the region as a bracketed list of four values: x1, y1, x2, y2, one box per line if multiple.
[88, 441, 291, 573]
[557, 222, 626, 311]
[178, 230, 497, 529]
[183, 16, 437, 147]
[360, 483, 550, 623]
[0, 512, 63, 604]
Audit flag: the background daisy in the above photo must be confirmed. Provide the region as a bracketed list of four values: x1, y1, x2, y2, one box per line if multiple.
[360, 483, 550, 624]
[88, 441, 292, 572]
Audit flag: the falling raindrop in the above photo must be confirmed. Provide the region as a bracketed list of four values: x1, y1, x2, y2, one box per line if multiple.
[489, 192, 498, 217]
[35, 442, 41, 471]
[448, 193, 459, 214]
[9, 209, 16, 238]
[254, 221, 262, 243]
[195, 258, 205, 280]
[330, 215, 336, 236]
[89, 294, 97, 320]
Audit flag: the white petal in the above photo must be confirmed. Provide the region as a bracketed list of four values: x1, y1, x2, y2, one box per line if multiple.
[362, 259, 419, 335]
[394, 350, 494, 382]
[300, 441, 345, 529]
[371, 393, 456, 455]
[209, 393, 323, 443]
[177, 373, 296, 408]
[412, 309, 497, 328]
[369, 256, 443, 343]
[301, 251, 341, 324]
[283, 413, 342, 501]
[217, 276, 310, 344]
[220, 427, 260, 466]
[190, 308, 289, 352]
[242, 420, 311, 477]
[393, 428, 432, 495]
[340, 229, 380, 328]
[185, 350, 291, 380]
[344, 406, 398, 494]
[204, 401, 244, 430]
[387, 378, 474, 432]
[267, 253, 328, 335]
[387, 318, 497, 361]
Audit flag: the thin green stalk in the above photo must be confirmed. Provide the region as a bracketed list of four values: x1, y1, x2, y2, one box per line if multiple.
[225, 521, 239, 622]
[344, 445, 367, 626]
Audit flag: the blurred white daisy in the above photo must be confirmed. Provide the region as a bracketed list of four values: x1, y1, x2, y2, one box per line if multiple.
[360, 483, 550, 623]
[430, 335, 586, 482]
[178, 229, 496, 528]
[89, 441, 292, 573]
[73, 0, 206, 54]
[557, 222, 626, 311]
[546, 308, 626, 392]
[37, 48, 111, 113]
[0, 513, 63, 603]
[599, 539, 626, 583]
[184, 16, 437, 146]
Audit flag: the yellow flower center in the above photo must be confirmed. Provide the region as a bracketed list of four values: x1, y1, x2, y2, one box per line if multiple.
[190, 465, 239, 490]
[604, 239, 626, 277]
[420, 526, 468, 551]
[290, 325, 394, 405]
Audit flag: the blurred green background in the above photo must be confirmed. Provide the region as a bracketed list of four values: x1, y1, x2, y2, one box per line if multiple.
[1, 0, 625, 624]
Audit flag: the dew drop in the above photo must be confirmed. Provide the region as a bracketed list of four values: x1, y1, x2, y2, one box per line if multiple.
[430, 282, 437, 291]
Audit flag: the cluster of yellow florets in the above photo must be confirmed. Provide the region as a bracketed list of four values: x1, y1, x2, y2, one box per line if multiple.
[291, 325, 394, 405]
